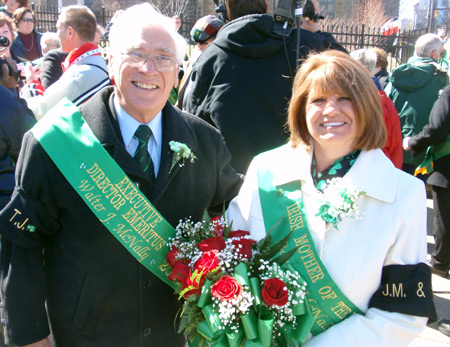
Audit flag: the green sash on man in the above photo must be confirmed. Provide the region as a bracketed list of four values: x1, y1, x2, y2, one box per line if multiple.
[256, 163, 362, 336]
[31, 98, 177, 289]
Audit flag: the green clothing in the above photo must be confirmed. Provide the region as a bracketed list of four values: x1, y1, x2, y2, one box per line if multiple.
[385, 56, 449, 166]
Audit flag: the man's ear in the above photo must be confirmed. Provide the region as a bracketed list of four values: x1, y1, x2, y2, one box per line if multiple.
[108, 54, 115, 81]
[173, 64, 180, 89]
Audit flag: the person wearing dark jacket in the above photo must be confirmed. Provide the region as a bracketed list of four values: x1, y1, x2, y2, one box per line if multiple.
[184, 0, 346, 174]
[0, 4, 242, 346]
[404, 83, 450, 279]
[10, 8, 43, 63]
[39, 48, 68, 89]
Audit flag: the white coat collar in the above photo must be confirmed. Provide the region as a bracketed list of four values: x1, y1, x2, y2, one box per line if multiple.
[270, 144, 397, 203]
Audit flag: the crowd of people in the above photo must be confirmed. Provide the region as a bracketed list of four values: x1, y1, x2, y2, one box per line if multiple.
[0, 0, 449, 345]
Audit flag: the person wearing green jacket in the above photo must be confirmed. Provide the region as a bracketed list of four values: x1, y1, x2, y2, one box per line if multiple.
[385, 33, 449, 176]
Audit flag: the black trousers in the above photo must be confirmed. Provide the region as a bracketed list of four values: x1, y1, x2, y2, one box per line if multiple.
[431, 185, 450, 270]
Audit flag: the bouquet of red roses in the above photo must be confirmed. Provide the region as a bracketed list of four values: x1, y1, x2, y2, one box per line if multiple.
[166, 213, 314, 347]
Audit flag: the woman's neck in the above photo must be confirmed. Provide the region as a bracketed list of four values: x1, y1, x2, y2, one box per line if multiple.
[313, 142, 354, 173]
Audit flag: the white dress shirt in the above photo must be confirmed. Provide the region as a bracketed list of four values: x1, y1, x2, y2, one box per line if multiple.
[113, 96, 162, 178]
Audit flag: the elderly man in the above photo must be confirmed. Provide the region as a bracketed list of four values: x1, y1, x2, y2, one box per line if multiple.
[20, 5, 110, 119]
[0, 3, 242, 346]
[385, 33, 449, 176]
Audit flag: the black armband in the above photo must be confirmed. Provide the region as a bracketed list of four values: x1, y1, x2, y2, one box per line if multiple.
[369, 263, 437, 321]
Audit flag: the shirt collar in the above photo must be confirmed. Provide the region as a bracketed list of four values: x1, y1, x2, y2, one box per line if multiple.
[113, 95, 163, 154]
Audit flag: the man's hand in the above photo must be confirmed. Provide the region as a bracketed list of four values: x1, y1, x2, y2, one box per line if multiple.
[20, 337, 52, 347]
[0, 55, 19, 89]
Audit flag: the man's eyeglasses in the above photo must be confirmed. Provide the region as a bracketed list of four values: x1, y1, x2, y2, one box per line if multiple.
[21, 18, 34, 23]
[120, 50, 177, 72]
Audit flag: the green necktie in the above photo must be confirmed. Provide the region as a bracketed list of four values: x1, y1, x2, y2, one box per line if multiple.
[133, 125, 155, 183]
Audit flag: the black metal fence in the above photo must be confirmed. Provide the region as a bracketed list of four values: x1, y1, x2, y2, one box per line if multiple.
[31, 3, 428, 71]
[322, 24, 428, 70]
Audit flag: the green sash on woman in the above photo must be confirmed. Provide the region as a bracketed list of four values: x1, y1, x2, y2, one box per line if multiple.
[31, 98, 177, 289]
[256, 163, 362, 336]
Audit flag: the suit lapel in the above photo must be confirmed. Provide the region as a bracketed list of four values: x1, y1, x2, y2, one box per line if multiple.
[151, 102, 198, 204]
[81, 87, 149, 183]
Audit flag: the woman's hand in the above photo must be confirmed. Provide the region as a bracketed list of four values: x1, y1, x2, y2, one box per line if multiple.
[25, 62, 41, 83]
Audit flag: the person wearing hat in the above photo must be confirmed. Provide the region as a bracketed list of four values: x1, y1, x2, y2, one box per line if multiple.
[177, 15, 224, 109]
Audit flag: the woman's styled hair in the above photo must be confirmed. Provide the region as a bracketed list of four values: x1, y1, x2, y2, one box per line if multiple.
[288, 50, 386, 150]
[13, 7, 36, 27]
[0, 12, 16, 40]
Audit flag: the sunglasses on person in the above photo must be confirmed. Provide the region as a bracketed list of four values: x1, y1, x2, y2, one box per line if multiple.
[21, 18, 34, 23]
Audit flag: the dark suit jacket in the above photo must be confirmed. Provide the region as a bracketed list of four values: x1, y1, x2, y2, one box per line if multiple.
[0, 86, 242, 346]
[409, 83, 450, 188]
[40, 49, 68, 89]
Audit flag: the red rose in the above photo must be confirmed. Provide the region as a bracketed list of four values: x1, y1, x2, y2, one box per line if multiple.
[182, 270, 205, 298]
[194, 250, 220, 275]
[211, 276, 242, 301]
[261, 278, 289, 307]
[232, 238, 256, 260]
[210, 216, 224, 237]
[228, 230, 250, 238]
[168, 261, 190, 283]
[197, 236, 226, 252]
[166, 246, 180, 267]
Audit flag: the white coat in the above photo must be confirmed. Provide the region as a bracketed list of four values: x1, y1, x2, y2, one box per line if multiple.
[226, 144, 429, 347]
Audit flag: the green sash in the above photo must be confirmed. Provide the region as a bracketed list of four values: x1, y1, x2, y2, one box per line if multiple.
[256, 164, 362, 336]
[415, 134, 450, 176]
[31, 98, 176, 289]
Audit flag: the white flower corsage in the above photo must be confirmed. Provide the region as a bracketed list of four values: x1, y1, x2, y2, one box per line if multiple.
[169, 141, 197, 173]
[316, 178, 365, 230]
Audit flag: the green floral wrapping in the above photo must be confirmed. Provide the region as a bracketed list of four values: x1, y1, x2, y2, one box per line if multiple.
[194, 263, 313, 346]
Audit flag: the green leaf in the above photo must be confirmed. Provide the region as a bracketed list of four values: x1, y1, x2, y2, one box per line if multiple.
[258, 213, 286, 253]
[264, 229, 294, 260]
[272, 245, 300, 266]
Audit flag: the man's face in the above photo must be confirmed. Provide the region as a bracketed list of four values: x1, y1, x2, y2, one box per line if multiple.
[109, 24, 179, 123]
[56, 19, 72, 53]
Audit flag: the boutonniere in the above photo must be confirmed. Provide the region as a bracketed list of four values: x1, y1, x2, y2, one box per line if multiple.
[169, 141, 197, 173]
[316, 178, 365, 230]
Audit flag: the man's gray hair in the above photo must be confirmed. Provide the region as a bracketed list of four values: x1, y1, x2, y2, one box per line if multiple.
[350, 49, 377, 73]
[415, 33, 443, 58]
[108, 3, 187, 63]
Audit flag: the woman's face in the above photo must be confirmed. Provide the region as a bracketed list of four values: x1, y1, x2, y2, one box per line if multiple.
[305, 88, 358, 154]
[5, 0, 19, 12]
[0, 23, 12, 49]
[17, 12, 34, 35]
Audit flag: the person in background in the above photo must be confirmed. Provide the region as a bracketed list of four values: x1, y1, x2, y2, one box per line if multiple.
[0, 3, 241, 346]
[0, 12, 15, 60]
[227, 50, 435, 346]
[372, 47, 390, 89]
[385, 33, 449, 177]
[94, 24, 104, 45]
[38, 32, 66, 89]
[19, 5, 110, 119]
[177, 15, 224, 110]
[172, 14, 181, 32]
[102, 9, 123, 41]
[0, 0, 28, 18]
[350, 48, 403, 168]
[39, 31, 59, 55]
[404, 83, 450, 280]
[184, 0, 346, 174]
[11, 7, 42, 63]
